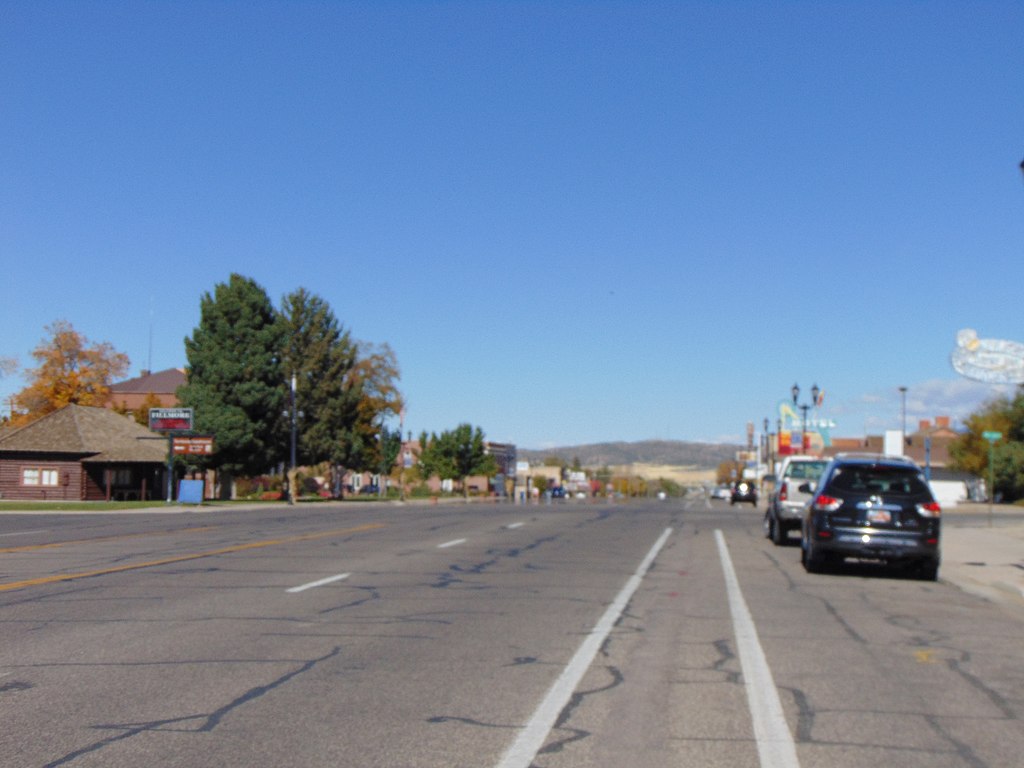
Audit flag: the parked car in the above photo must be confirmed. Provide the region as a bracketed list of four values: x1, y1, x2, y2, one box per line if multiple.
[730, 480, 758, 506]
[801, 453, 941, 580]
[764, 455, 828, 545]
[551, 486, 567, 499]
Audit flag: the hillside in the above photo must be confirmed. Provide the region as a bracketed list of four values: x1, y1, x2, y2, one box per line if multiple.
[517, 439, 741, 469]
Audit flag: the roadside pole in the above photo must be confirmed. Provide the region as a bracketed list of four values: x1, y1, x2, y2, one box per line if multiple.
[982, 431, 1002, 528]
[166, 434, 174, 503]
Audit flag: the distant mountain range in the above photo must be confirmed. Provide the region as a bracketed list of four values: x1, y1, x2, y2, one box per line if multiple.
[517, 439, 742, 469]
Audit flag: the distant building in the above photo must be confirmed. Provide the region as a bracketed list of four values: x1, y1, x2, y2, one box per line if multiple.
[821, 415, 959, 469]
[905, 416, 958, 467]
[107, 368, 186, 415]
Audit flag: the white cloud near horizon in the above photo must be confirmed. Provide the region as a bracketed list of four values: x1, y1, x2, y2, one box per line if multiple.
[829, 378, 1017, 435]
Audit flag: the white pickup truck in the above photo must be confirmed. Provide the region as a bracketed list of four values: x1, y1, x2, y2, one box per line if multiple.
[764, 455, 829, 545]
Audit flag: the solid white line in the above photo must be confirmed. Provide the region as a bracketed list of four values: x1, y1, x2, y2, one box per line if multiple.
[0, 529, 50, 538]
[495, 527, 673, 768]
[506, 522, 524, 529]
[715, 530, 801, 768]
[286, 572, 351, 593]
[438, 538, 467, 549]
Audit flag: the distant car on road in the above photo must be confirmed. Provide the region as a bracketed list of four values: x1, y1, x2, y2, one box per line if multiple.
[711, 484, 731, 500]
[765, 455, 828, 545]
[730, 480, 758, 506]
[801, 453, 941, 580]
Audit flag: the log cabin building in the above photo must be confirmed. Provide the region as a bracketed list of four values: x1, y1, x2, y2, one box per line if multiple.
[0, 405, 167, 501]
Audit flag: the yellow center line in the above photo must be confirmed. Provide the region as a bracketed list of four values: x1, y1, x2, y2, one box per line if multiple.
[0, 523, 387, 593]
[0, 526, 221, 554]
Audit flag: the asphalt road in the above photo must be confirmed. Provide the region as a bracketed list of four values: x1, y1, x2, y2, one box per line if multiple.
[1, 499, 1022, 767]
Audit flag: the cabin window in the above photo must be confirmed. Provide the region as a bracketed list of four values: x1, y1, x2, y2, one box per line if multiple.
[22, 468, 59, 486]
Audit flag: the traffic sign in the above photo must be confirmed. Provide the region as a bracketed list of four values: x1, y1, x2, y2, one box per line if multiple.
[982, 431, 1003, 442]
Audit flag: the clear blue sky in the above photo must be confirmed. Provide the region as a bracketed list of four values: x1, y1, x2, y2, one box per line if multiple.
[2, 2, 1022, 449]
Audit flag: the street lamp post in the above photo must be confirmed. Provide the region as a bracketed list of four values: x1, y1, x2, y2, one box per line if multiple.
[763, 417, 771, 474]
[791, 383, 820, 454]
[898, 386, 908, 454]
[289, 372, 297, 505]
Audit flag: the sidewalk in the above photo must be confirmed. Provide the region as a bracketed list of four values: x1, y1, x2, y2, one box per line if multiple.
[940, 502, 1024, 611]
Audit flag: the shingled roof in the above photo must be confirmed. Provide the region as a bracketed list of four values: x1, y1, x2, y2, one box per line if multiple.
[0, 405, 167, 463]
[108, 367, 186, 395]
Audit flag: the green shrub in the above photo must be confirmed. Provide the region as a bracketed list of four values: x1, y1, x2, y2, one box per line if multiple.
[408, 484, 434, 499]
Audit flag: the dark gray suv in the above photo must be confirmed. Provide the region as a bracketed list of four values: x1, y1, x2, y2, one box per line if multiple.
[801, 454, 941, 580]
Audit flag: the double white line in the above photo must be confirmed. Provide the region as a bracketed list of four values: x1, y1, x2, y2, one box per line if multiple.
[496, 528, 800, 768]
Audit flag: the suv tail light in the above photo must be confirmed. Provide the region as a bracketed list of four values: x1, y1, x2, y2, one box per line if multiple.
[812, 495, 842, 513]
[916, 501, 941, 518]
[778, 482, 788, 502]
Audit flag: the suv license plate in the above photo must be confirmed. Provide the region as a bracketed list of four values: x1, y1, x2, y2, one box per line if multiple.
[867, 510, 892, 524]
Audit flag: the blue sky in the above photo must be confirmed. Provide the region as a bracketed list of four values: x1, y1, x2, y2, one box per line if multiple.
[2, 1, 1022, 449]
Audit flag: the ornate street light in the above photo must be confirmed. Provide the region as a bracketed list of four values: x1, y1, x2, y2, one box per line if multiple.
[792, 383, 820, 453]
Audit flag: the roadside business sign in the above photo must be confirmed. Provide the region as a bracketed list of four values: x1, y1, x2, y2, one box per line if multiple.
[149, 407, 194, 432]
[172, 436, 214, 455]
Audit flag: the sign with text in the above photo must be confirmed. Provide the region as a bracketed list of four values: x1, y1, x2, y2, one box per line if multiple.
[173, 436, 214, 455]
[149, 408, 194, 432]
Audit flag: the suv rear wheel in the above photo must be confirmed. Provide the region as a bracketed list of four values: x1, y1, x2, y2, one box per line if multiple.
[771, 515, 787, 545]
[913, 560, 939, 581]
[802, 539, 830, 573]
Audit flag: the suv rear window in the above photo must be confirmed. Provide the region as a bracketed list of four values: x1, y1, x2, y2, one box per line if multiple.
[828, 466, 929, 496]
[785, 461, 827, 480]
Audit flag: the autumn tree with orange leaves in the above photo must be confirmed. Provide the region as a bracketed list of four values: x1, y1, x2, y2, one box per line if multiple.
[10, 320, 129, 425]
[350, 340, 405, 472]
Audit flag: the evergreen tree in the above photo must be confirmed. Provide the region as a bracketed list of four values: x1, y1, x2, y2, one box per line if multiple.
[279, 288, 362, 467]
[179, 274, 286, 483]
